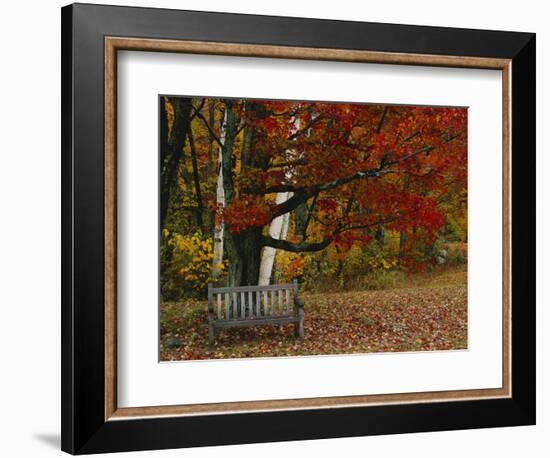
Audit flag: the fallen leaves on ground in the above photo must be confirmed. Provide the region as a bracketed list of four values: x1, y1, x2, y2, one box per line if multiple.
[160, 268, 467, 361]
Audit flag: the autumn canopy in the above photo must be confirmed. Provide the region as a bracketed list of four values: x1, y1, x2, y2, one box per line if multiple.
[160, 97, 467, 296]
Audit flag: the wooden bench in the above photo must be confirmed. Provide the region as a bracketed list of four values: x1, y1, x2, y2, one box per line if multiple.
[207, 280, 304, 344]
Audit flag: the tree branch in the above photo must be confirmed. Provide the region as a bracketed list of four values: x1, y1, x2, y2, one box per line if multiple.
[262, 235, 332, 253]
[287, 114, 324, 141]
[267, 158, 307, 169]
[268, 168, 394, 219]
[376, 107, 388, 133]
[302, 193, 318, 240]
[189, 99, 205, 122]
[398, 130, 420, 146]
[262, 216, 398, 253]
[243, 183, 299, 194]
[260, 132, 462, 218]
[192, 105, 224, 149]
[387, 133, 461, 166]
[336, 217, 397, 234]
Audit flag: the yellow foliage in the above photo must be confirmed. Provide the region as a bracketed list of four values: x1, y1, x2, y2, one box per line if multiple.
[275, 250, 306, 282]
[167, 232, 220, 292]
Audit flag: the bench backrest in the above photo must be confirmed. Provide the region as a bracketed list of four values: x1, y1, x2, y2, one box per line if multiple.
[208, 281, 299, 321]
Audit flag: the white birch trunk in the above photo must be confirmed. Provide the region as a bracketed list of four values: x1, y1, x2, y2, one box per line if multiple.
[211, 111, 227, 279]
[258, 191, 292, 285]
[258, 115, 300, 285]
[280, 205, 291, 240]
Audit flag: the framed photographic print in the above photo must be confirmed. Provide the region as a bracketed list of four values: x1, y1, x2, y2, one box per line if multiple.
[61, 3, 536, 454]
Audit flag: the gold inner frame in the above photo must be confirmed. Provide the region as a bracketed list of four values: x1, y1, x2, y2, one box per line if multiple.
[104, 36, 512, 421]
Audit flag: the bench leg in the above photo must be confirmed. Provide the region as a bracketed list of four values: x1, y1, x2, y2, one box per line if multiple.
[208, 322, 215, 345]
[294, 308, 304, 339]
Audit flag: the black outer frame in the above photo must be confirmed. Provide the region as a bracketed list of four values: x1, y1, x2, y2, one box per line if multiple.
[61, 3, 535, 454]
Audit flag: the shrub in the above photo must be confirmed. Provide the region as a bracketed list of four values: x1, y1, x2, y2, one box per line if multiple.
[274, 250, 306, 283]
[360, 269, 407, 290]
[282, 237, 401, 292]
[161, 231, 219, 300]
[442, 242, 468, 266]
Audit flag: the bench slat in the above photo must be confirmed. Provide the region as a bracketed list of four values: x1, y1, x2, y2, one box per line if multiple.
[208, 282, 304, 343]
[213, 316, 299, 328]
[210, 283, 296, 294]
[285, 289, 290, 315]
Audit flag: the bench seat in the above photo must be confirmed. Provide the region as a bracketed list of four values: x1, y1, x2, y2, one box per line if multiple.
[207, 280, 304, 344]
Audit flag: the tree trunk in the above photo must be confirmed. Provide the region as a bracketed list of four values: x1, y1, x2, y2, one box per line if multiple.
[221, 101, 237, 203]
[258, 191, 292, 285]
[160, 96, 192, 230]
[206, 100, 216, 177]
[188, 129, 205, 233]
[224, 101, 268, 288]
[211, 110, 227, 281]
[228, 226, 264, 287]
[258, 114, 300, 285]
[217, 100, 239, 285]
[398, 174, 410, 264]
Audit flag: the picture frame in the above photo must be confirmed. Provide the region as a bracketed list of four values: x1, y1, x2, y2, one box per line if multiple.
[61, 3, 535, 454]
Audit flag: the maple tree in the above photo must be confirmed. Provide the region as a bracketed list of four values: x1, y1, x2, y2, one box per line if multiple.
[160, 96, 467, 290]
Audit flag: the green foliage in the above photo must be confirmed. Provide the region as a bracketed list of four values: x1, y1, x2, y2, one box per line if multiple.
[443, 214, 467, 242]
[443, 242, 468, 266]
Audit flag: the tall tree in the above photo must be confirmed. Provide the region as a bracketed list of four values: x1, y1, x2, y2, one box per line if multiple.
[258, 115, 300, 284]
[164, 97, 467, 287]
[258, 191, 291, 285]
[187, 129, 205, 233]
[160, 96, 192, 229]
[211, 109, 227, 280]
[221, 101, 467, 286]
[222, 100, 267, 287]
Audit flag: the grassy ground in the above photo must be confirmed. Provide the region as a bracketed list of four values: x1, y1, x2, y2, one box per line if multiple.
[160, 267, 467, 361]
